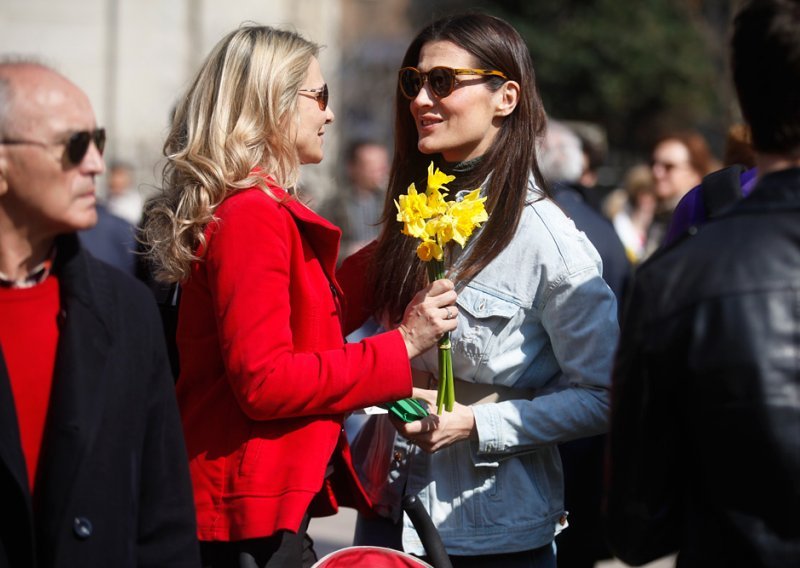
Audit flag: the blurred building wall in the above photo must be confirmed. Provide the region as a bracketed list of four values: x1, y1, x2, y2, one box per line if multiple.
[0, 0, 342, 202]
[338, 0, 412, 152]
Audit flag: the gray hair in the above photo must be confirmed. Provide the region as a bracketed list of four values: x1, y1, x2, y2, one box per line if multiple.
[538, 119, 584, 184]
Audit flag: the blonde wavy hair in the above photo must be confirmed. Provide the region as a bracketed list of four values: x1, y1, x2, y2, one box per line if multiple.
[142, 24, 319, 283]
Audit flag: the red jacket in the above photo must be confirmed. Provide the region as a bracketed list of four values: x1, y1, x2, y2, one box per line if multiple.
[176, 180, 411, 541]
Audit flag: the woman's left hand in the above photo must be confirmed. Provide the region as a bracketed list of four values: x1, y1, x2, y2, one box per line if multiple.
[393, 388, 477, 453]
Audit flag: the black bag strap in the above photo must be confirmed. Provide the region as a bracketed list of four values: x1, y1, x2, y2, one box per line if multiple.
[701, 164, 746, 218]
[155, 282, 181, 381]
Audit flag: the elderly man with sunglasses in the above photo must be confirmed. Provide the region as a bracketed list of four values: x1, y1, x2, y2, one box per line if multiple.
[0, 61, 199, 567]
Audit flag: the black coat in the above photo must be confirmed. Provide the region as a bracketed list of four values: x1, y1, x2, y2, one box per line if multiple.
[0, 234, 199, 568]
[78, 204, 137, 276]
[607, 168, 800, 567]
[552, 182, 630, 566]
[552, 182, 631, 306]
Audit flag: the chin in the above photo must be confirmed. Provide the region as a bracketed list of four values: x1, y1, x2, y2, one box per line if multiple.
[300, 152, 324, 165]
[417, 140, 439, 156]
[73, 210, 100, 231]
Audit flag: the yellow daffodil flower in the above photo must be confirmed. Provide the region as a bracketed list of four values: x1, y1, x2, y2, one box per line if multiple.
[449, 189, 488, 246]
[433, 214, 458, 246]
[391, 162, 489, 413]
[395, 183, 431, 239]
[417, 239, 443, 261]
[427, 162, 456, 192]
[426, 184, 450, 217]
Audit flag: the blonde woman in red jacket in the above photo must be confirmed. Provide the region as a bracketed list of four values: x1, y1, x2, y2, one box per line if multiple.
[142, 25, 458, 568]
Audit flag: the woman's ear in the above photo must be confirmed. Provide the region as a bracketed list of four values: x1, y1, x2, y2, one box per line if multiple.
[495, 80, 520, 117]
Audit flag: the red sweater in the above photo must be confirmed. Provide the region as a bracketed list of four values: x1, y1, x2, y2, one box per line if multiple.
[0, 276, 60, 491]
[176, 181, 411, 541]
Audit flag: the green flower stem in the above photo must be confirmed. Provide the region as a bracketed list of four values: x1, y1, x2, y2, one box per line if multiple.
[427, 260, 454, 413]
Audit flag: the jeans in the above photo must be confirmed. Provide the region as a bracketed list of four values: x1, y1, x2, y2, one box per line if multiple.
[438, 543, 557, 568]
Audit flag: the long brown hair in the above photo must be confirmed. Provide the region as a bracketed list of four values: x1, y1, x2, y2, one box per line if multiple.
[370, 13, 548, 323]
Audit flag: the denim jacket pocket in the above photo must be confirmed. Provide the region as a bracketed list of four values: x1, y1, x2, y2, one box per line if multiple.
[454, 285, 520, 380]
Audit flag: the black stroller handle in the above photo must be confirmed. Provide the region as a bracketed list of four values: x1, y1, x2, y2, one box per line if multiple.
[402, 494, 453, 568]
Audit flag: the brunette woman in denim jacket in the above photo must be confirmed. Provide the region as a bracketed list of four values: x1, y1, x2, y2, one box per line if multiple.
[341, 13, 619, 567]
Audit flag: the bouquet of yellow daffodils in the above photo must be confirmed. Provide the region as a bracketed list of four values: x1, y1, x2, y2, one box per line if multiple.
[395, 162, 488, 413]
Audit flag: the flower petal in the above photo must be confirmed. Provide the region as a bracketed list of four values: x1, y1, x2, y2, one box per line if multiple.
[417, 239, 443, 261]
[427, 162, 455, 192]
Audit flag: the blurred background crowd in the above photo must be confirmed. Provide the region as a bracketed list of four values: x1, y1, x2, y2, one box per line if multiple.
[0, 0, 747, 270]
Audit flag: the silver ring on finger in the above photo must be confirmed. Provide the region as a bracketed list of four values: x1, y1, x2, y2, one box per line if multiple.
[445, 306, 455, 320]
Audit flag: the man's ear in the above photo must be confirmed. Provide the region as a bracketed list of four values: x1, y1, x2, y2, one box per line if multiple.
[495, 80, 520, 117]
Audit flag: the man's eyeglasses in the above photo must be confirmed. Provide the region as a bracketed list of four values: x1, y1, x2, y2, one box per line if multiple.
[398, 66, 508, 100]
[298, 84, 329, 111]
[0, 128, 106, 166]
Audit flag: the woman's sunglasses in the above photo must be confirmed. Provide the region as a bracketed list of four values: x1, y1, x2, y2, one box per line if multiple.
[650, 159, 689, 174]
[298, 84, 329, 111]
[398, 66, 508, 100]
[0, 128, 106, 166]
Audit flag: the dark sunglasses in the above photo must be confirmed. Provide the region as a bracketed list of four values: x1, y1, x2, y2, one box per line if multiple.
[0, 128, 106, 166]
[298, 84, 329, 111]
[398, 66, 508, 100]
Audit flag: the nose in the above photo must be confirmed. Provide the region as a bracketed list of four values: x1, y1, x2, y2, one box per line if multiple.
[80, 139, 105, 176]
[410, 82, 435, 113]
[325, 105, 335, 125]
[651, 164, 669, 180]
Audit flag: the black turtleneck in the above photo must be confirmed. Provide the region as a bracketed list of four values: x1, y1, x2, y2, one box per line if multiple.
[439, 155, 484, 175]
[436, 156, 485, 194]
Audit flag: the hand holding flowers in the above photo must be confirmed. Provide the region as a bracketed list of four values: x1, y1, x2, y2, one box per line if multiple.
[397, 278, 458, 360]
[397, 387, 478, 453]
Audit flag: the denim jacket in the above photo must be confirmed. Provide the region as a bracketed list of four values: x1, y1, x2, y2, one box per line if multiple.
[375, 179, 618, 556]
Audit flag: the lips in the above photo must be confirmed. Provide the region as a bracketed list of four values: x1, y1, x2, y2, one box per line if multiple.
[418, 115, 442, 132]
[76, 186, 96, 200]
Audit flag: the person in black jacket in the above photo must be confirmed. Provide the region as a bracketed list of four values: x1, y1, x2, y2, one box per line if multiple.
[0, 61, 199, 567]
[539, 119, 629, 568]
[606, 1, 800, 566]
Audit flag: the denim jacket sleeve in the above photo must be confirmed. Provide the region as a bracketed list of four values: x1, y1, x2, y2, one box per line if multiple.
[470, 198, 618, 464]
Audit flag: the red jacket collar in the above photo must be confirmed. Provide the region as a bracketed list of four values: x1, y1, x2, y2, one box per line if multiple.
[260, 174, 343, 289]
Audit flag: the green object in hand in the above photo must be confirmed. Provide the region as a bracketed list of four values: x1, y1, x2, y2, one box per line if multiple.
[381, 398, 429, 422]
